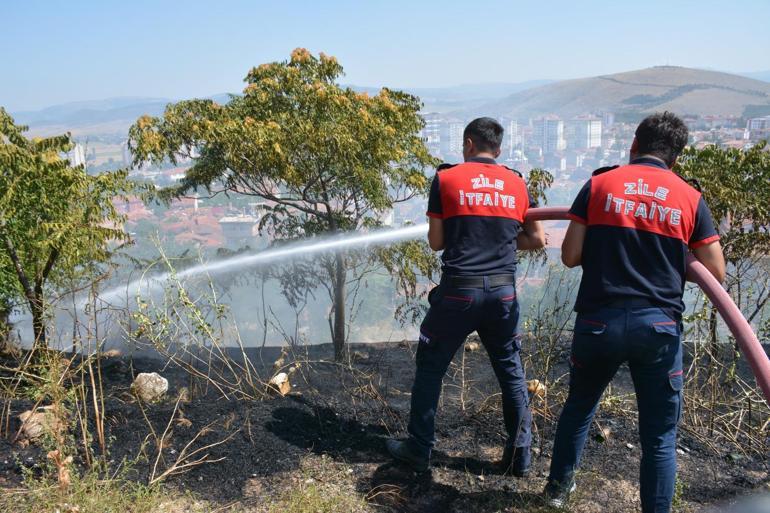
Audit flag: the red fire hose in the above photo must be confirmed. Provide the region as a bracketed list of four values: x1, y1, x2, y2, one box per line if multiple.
[526, 206, 770, 404]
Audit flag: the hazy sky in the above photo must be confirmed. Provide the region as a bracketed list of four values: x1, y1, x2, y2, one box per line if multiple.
[2, 0, 769, 111]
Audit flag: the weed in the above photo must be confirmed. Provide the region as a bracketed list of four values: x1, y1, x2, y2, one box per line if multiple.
[671, 475, 686, 512]
[268, 458, 368, 513]
[268, 482, 368, 513]
[1, 464, 166, 513]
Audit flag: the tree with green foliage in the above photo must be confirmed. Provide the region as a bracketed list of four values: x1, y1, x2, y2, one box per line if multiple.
[0, 108, 139, 350]
[128, 49, 438, 359]
[677, 141, 770, 324]
[673, 142, 770, 440]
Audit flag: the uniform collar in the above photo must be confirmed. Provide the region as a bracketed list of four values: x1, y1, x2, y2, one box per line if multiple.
[630, 156, 669, 170]
[467, 156, 497, 165]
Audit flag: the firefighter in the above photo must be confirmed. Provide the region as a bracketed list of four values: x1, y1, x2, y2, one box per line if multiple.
[386, 117, 545, 477]
[544, 112, 726, 512]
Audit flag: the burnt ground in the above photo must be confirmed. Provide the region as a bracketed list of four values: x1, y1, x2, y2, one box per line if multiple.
[1, 341, 768, 512]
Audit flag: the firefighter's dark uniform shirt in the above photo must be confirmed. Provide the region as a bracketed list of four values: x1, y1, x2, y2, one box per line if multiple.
[568, 157, 720, 318]
[427, 157, 534, 276]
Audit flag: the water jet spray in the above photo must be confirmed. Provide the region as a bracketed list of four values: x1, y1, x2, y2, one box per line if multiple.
[96, 222, 430, 305]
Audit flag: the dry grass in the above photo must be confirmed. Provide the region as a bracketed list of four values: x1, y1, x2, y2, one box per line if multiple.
[267, 481, 368, 513]
[0, 467, 167, 513]
[266, 456, 370, 513]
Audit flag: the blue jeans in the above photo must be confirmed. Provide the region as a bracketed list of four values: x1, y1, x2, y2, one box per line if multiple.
[407, 277, 531, 462]
[548, 307, 683, 513]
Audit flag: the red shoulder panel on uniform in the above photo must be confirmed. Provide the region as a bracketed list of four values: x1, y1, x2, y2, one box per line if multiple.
[586, 164, 701, 243]
[438, 162, 529, 222]
[592, 165, 619, 176]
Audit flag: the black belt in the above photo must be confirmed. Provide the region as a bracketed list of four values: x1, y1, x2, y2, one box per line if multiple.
[584, 298, 681, 321]
[603, 298, 659, 308]
[442, 274, 515, 288]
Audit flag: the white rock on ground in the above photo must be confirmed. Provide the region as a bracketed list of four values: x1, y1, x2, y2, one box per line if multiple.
[465, 341, 481, 352]
[17, 406, 64, 444]
[268, 372, 292, 396]
[131, 372, 169, 402]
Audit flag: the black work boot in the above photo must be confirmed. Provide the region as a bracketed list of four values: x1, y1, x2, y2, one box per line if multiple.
[386, 438, 429, 472]
[500, 445, 531, 477]
[543, 478, 577, 509]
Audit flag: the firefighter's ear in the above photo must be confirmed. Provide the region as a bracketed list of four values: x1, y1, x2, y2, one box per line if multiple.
[463, 138, 474, 160]
[629, 137, 639, 161]
[493, 147, 502, 159]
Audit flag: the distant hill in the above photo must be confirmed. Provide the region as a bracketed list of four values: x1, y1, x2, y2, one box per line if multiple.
[739, 70, 770, 83]
[12, 97, 173, 127]
[350, 81, 552, 113]
[463, 66, 770, 120]
[25, 67, 770, 136]
[11, 80, 549, 134]
[10, 94, 238, 136]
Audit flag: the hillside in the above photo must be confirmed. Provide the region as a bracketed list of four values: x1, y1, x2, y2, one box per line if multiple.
[10, 81, 552, 135]
[11, 97, 172, 127]
[10, 94, 233, 137]
[401, 80, 553, 113]
[741, 70, 770, 83]
[12, 67, 770, 137]
[466, 66, 770, 119]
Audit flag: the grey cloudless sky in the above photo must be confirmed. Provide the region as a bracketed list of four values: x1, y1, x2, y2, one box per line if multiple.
[2, 0, 769, 111]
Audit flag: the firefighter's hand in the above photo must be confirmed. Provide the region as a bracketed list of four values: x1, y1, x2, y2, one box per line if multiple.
[517, 217, 545, 250]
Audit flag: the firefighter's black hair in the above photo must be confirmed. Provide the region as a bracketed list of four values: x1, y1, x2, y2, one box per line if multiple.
[634, 112, 689, 168]
[464, 117, 504, 153]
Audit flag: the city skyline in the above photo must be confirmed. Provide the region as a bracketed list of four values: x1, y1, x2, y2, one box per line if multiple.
[2, 0, 770, 111]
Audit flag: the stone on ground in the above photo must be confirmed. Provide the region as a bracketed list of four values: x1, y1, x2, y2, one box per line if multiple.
[465, 341, 481, 352]
[269, 372, 292, 396]
[132, 372, 169, 402]
[17, 405, 64, 445]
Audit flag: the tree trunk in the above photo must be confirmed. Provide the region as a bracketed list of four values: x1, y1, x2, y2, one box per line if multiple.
[0, 231, 48, 351]
[31, 295, 47, 351]
[332, 252, 346, 361]
[0, 301, 10, 351]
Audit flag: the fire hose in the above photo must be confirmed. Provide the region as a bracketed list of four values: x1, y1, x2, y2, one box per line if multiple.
[525, 206, 770, 404]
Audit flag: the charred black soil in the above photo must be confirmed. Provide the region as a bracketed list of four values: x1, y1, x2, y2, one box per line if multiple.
[1, 341, 768, 512]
